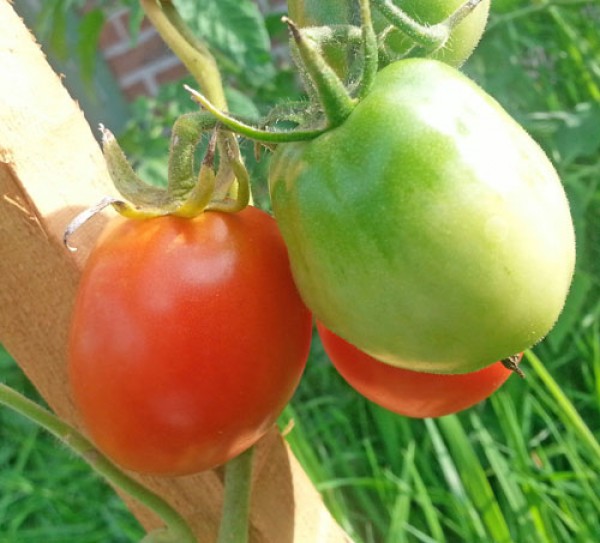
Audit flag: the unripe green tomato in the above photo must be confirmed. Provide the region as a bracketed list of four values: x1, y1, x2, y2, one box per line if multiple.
[287, 0, 490, 69]
[269, 59, 575, 374]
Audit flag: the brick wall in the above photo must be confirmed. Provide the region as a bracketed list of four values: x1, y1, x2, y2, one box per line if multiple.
[99, 1, 289, 101]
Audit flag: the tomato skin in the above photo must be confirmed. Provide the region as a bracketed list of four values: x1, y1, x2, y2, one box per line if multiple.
[269, 59, 575, 374]
[287, 0, 490, 70]
[318, 323, 516, 418]
[69, 207, 312, 476]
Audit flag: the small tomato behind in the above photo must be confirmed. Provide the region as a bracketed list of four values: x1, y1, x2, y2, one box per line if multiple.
[318, 323, 520, 418]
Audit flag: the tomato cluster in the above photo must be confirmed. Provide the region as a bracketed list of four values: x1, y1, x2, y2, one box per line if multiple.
[68, 1, 575, 476]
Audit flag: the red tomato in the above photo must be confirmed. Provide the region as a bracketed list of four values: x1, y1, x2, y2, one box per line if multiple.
[317, 323, 518, 418]
[69, 206, 312, 476]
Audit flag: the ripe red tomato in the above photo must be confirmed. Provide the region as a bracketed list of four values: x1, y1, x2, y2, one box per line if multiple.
[317, 323, 518, 418]
[69, 206, 312, 476]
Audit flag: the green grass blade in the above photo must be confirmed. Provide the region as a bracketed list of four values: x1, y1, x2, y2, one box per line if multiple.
[526, 350, 600, 464]
[470, 411, 549, 543]
[435, 415, 513, 543]
[409, 462, 446, 542]
[425, 418, 488, 542]
[385, 440, 415, 543]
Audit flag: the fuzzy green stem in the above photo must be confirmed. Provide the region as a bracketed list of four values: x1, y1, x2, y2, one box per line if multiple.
[217, 446, 255, 543]
[141, 0, 252, 210]
[184, 85, 327, 143]
[141, 0, 226, 109]
[371, 0, 449, 49]
[356, 0, 379, 99]
[283, 17, 356, 127]
[0, 384, 196, 543]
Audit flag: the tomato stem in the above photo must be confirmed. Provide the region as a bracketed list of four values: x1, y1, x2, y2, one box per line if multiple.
[185, 85, 328, 143]
[0, 384, 196, 542]
[141, 0, 250, 212]
[371, 0, 449, 50]
[356, 0, 379, 99]
[217, 446, 255, 543]
[140, 0, 225, 110]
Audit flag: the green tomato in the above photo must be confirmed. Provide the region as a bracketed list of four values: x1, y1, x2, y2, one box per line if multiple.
[269, 59, 575, 374]
[287, 0, 490, 70]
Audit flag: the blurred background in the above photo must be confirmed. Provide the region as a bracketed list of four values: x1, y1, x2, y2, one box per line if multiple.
[1, 1, 599, 541]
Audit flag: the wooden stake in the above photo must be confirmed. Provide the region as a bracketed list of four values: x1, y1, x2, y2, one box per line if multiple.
[0, 3, 349, 541]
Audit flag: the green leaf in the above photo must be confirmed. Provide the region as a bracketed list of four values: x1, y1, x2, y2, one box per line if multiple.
[173, 0, 276, 87]
[77, 9, 105, 86]
[434, 416, 513, 543]
[554, 103, 600, 164]
[224, 87, 261, 120]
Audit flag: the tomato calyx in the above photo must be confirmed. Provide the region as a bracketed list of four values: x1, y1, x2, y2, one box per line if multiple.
[63, 112, 252, 250]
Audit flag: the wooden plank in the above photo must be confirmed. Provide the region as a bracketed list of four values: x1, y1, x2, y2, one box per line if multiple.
[0, 3, 349, 541]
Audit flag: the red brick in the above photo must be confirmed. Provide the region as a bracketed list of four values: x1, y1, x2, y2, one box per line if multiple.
[99, 18, 123, 50]
[122, 80, 152, 100]
[115, 11, 154, 33]
[155, 61, 188, 86]
[107, 31, 171, 79]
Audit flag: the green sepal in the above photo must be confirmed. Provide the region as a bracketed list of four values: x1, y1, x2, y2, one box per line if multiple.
[284, 17, 356, 127]
[167, 111, 218, 201]
[100, 125, 170, 209]
[172, 133, 218, 218]
[207, 139, 250, 213]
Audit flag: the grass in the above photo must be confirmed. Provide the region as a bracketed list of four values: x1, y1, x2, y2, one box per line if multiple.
[1, 1, 600, 542]
[0, 346, 144, 543]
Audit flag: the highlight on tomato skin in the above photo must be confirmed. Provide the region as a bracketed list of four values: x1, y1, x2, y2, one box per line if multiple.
[317, 323, 521, 419]
[69, 206, 313, 476]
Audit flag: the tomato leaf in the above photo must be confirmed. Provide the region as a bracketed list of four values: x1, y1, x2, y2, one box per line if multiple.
[554, 103, 600, 164]
[173, 0, 276, 87]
